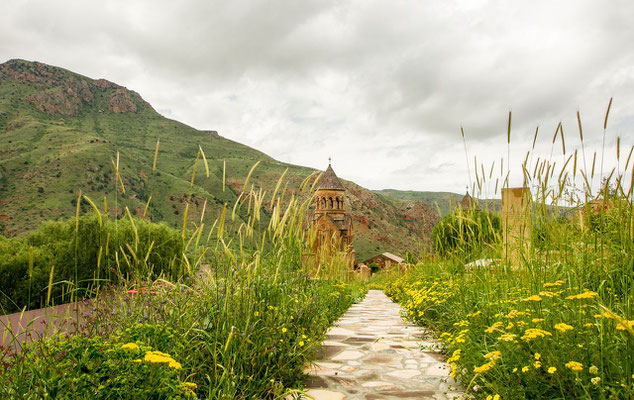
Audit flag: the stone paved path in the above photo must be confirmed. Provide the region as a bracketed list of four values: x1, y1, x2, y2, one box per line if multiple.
[297, 290, 463, 400]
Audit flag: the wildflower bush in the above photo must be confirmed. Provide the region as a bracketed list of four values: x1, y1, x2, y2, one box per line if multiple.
[1, 333, 197, 399]
[387, 268, 633, 399]
[387, 108, 634, 399]
[2, 273, 362, 399]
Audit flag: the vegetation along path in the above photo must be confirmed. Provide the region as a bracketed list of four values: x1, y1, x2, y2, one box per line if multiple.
[297, 290, 463, 399]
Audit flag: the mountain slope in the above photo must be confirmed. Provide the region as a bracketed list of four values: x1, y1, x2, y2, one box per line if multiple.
[373, 189, 463, 216]
[374, 189, 504, 216]
[0, 59, 439, 260]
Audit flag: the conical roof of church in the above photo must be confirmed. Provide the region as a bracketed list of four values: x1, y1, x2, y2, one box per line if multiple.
[460, 192, 476, 209]
[318, 164, 345, 190]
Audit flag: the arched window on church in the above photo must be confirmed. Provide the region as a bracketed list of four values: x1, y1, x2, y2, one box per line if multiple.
[321, 197, 326, 209]
[328, 197, 333, 209]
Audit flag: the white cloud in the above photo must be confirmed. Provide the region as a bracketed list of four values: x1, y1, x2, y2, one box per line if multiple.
[1, 0, 633, 195]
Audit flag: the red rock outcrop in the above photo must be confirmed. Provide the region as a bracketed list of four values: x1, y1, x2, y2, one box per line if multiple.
[26, 88, 82, 116]
[107, 89, 137, 113]
[93, 78, 121, 90]
[1, 59, 153, 116]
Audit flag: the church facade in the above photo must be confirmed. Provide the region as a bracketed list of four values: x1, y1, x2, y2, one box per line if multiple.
[310, 162, 355, 264]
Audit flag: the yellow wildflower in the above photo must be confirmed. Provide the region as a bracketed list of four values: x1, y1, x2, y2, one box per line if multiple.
[143, 350, 182, 369]
[584, 323, 594, 328]
[543, 280, 565, 288]
[539, 291, 559, 298]
[589, 365, 599, 375]
[282, 327, 288, 333]
[498, 333, 517, 342]
[548, 367, 557, 374]
[534, 361, 542, 369]
[449, 362, 458, 379]
[554, 323, 574, 333]
[447, 349, 462, 363]
[512, 367, 518, 373]
[254, 311, 260, 317]
[523, 295, 542, 302]
[484, 351, 501, 361]
[534, 353, 541, 360]
[474, 361, 494, 373]
[566, 291, 599, 300]
[121, 342, 140, 351]
[532, 318, 545, 323]
[522, 366, 529, 372]
[144, 350, 172, 363]
[616, 320, 634, 331]
[521, 328, 552, 341]
[299, 341, 305, 347]
[505, 322, 515, 330]
[485, 322, 503, 333]
[565, 361, 583, 371]
[506, 310, 527, 319]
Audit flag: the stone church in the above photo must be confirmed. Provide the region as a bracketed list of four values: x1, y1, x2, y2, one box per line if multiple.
[311, 161, 355, 264]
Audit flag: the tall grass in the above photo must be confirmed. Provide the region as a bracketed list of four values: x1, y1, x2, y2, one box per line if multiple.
[386, 102, 634, 399]
[1, 145, 363, 398]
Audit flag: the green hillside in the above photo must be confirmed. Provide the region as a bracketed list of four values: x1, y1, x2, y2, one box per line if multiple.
[0, 59, 440, 261]
[374, 189, 504, 216]
[373, 189, 463, 216]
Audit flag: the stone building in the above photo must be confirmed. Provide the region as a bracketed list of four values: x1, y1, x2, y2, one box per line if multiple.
[459, 190, 478, 210]
[311, 161, 355, 264]
[363, 252, 404, 270]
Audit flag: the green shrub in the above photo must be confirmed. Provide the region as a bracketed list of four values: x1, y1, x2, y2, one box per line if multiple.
[0, 215, 183, 313]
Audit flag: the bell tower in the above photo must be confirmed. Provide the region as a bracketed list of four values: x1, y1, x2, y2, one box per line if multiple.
[312, 159, 354, 257]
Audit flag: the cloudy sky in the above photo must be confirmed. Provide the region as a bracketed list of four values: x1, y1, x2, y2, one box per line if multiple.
[1, 0, 633, 196]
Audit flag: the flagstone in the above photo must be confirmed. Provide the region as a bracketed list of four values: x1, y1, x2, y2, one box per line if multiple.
[331, 350, 365, 361]
[298, 290, 464, 399]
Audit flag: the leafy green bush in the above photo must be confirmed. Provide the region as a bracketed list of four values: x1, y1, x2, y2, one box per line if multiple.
[0, 215, 183, 313]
